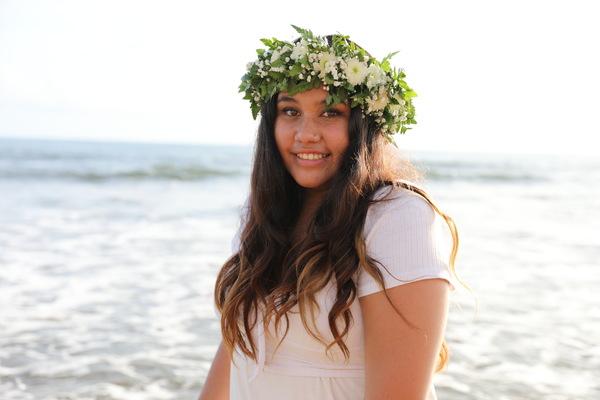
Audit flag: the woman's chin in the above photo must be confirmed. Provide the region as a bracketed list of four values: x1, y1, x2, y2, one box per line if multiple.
[293, 178, 332, 192]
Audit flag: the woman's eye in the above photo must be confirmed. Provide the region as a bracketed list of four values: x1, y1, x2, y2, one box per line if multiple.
[282, 108, 298, 117]
[280, 108, 340, 118]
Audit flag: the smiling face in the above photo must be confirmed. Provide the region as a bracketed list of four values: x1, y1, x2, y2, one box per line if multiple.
[274, 87, 351, 197]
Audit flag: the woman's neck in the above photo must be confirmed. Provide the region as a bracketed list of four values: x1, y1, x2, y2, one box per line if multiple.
[291, 189, 327, 243]
[302, 189, 326, 218]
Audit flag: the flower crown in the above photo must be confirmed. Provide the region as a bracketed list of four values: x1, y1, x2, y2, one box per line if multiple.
[239, 25, 418, 144]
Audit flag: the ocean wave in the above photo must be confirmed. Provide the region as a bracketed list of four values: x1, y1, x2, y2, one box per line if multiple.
[425, 168, 549, 182]
[0, 164, 547, 183]
[0, 164, 244, 182]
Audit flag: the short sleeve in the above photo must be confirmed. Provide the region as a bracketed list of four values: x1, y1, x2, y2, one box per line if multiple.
[357, 192, 455, 298]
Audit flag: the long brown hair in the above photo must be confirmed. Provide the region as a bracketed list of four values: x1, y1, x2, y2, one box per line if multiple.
[215, 37, 464, 373]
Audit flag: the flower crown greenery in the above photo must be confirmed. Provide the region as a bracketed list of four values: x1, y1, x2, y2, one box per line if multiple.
[239, 25, 418, 144]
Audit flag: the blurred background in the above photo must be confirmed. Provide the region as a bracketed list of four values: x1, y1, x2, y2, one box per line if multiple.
[1, 0, 599, 399]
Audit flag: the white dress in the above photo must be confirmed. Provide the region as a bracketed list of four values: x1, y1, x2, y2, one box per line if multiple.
[225, 184, 456, 400]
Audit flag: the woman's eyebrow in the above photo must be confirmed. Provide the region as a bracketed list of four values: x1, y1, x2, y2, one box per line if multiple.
[277, 95, 327, 105]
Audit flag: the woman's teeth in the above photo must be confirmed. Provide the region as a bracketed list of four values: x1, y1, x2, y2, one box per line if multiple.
[297, 153, 329, 160]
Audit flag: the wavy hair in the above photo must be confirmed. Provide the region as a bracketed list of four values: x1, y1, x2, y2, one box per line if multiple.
[215, 36, 465, 373]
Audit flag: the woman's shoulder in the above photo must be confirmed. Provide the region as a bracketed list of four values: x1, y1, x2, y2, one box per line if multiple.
[366, 181, 432, 225]
[364, 181, 435, 237]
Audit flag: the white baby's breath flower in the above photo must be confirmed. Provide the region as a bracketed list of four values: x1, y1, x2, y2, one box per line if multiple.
[388, 102, 405, 116]
[291, 41, 308, 60]
[388, 94, 407, 116]
[343, 58, 368, 86]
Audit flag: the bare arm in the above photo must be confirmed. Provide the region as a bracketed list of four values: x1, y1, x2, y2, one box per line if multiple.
[359, 278, 450, 400]
[198, 340, 231, 400]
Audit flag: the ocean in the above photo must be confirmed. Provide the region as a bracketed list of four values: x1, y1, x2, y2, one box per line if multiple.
[0, 138, 598, 399]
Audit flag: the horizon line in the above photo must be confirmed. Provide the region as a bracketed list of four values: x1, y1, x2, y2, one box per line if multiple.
[0, 134, 595, 158]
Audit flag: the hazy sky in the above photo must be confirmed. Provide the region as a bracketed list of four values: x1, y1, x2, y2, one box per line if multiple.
[1, 0, 598, 155]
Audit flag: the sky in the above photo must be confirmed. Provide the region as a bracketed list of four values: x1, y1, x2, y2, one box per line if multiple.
[0, 0, 598, 156]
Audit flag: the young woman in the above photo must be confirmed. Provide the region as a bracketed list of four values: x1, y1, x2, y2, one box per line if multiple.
[199, 25, 461, 400]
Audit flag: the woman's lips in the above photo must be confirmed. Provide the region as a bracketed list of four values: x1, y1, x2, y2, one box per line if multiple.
[294, 153, 331, 166]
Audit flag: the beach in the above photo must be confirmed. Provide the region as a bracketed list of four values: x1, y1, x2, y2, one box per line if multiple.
[0, 138, 599, 399]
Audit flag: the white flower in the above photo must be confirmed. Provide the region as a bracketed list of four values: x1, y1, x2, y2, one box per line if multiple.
[270, 66, 285, 73]
[290, 40, 308, 60]
[366, 63, 386, 89]
[315, 52, 337, 75]
[246, 62, 254, 71]
[343, 58, 368, 86]
[270, 47, 286, 63]
[366, 87, 389, 113]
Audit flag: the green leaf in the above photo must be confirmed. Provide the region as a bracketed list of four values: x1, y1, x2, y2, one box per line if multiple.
[288, 63, 303, 76]
[290, 24, 315, 40]
[404, 89, 417, 99]
[251, 103, 260, 119]
[381, 51, 399, 65]
[270, 58, 284, 67]
[287, 80, 315, 96]
[268, 84, 277, 98]
[278, 79, 288, 91]
[260, 38, 273, 47]
[325, 93, 335, 106]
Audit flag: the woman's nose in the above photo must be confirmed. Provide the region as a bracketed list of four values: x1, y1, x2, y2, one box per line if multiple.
[295, 117, 320, 142]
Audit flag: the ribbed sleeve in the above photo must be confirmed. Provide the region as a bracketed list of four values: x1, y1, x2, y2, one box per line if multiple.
[357, 189, 455, 298]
